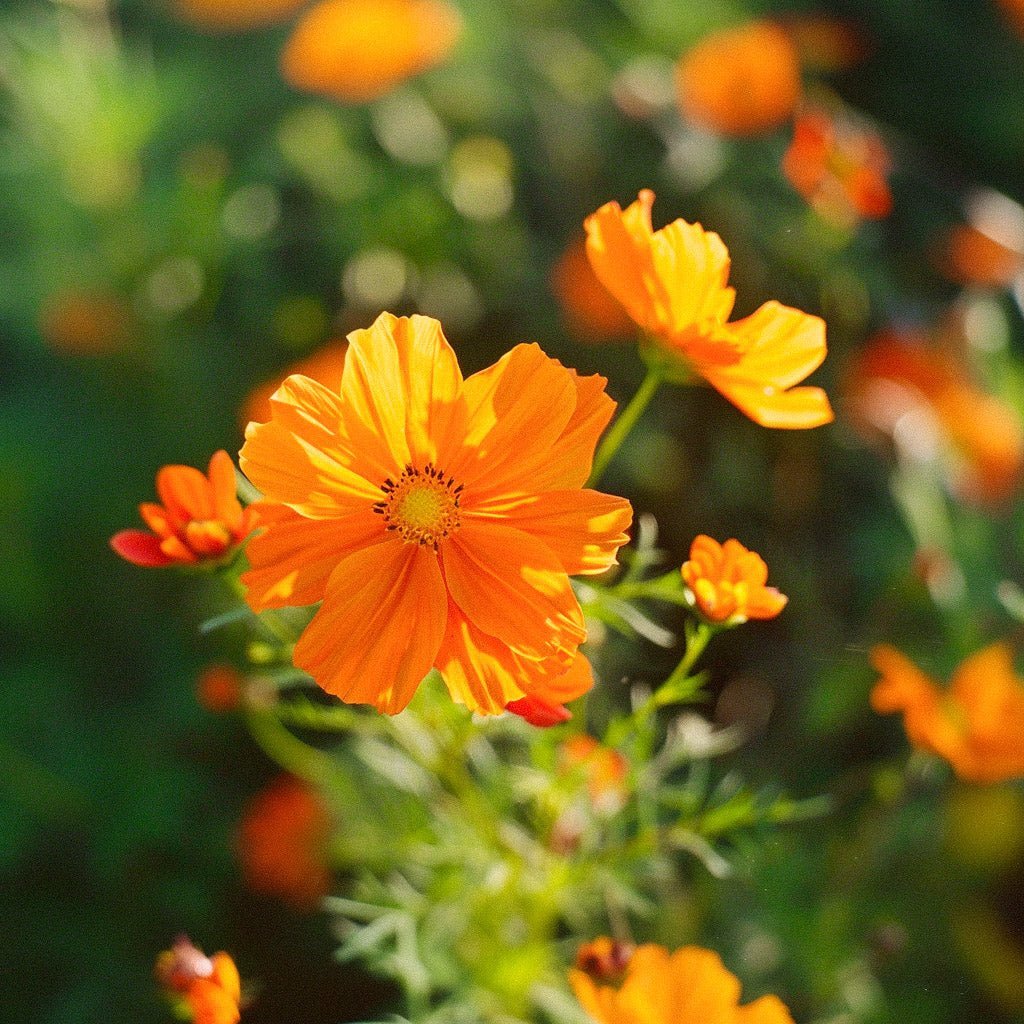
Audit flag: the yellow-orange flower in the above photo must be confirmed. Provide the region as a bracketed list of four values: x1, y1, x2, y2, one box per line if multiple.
[569, 941, 795, 1024]
[240, 312, 632, 715]
[506, 652, 595, 726]
[173, 0, 306, 31]
[111, 451, 259, 567]
[237, 775, 332, 909]
[675, 22, 801, 137]
[870, 644, 1024, 784]
[551, 239, 634, 342]
[846, 331, 1024, 505]
[681, 536, 787, 625]
[280, 0, 461, 104]
[584, 190, 833, 429]
[782, 108, 892, 226]
[156, 936, 242, 1024]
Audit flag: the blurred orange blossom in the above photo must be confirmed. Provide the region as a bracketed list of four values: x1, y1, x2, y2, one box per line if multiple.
[111, 450, 258, 567]
[197, 663, 244, 713]
[155, 936, 242, 1024]
[174, 0, 306, 31]
[281, 0, 461, 103]
[551, 238, 634, 342]
[845, 331, 1024, 504]
[239, 312, 632, 715]
[782, 108, 892, 226]
[560, 734, 628, 811]
[39, 288, 130, 355]
[237, 775, 332, 909]
[569, 941, 796, 1024]
[585, 189, 833, 428]
[681, 536, 788, 625]
[675, 21, 801, 137]
[871, 644, 1024, 784]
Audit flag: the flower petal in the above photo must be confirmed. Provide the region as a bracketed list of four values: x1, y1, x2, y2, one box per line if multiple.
[241, 501, 384, 610]
[467, 489, 632, 575]
[208, 450, 244, 527]
[339, 312, 464, 481]
[442, 520, 586, 663]
[240, 377, 382, 519]
[110, 529, 174, 567]
[452, 343, 578, 495]
[156, 464, 215, 527]
[738, 995, 797, 1024]
[293, 539, 447, 713]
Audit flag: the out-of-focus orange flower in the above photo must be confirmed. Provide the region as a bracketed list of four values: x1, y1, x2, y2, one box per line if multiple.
[585, 190, 832, 429]
[241, 339, 349, 428]
[551, 239, 634, 342]
[575, 937, 636, 983]
[280, 0, 461, 104]
[197, 664, 244, 713]
[569, 941, 796, 1024]
[681, 536, 788, 625]
[675, 22, 801, 137]
[870, 643, 1024, 784]
[938, 225, 1023, 288]
[237, 775, 332, 909]
[560, 735, 628, 811]
[39, 289, 130, 355]
[779, 14, 869, 72]
[846, 331, 1024, 504]
[998, 0, 1024, 37]
[156, 936, 242, 1024]
[782, 108, 892, 226]
[111, 451, 259, 568]
[240, 312, 632, 715]
[173, 0, 306, 31]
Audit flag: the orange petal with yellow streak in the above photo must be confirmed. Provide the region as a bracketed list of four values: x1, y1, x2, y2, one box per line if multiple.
[293, 539, 447, 713]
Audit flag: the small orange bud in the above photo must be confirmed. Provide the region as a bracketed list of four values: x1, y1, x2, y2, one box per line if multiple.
[681, 536, 787, 625]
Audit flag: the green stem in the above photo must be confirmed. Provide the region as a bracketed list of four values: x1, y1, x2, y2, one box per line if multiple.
[588, 364, 663, 486]
[244, 705, 336, 787]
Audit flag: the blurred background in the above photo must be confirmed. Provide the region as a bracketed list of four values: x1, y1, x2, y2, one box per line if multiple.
[3, 0, 1024, 1021]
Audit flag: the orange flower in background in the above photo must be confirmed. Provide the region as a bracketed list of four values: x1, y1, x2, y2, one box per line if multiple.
[870, 644, 1024, 784]
[281, 0, 461, 104]
[998, 0, 1024, 37]
[569, 941, 796, 1024]
[240, 339, 349, 428]
[681, 536, 788, 625]
[782, 108, 892, 226]
[197, 663, 244, 713]
[39, 288, 130, 355]
[585, 190, 833, 429]
[240, 312, 632, 715]
[551, 239, 634, 342]
[675, 21, 801, 137]
[111, 451, 259, 567]
[174, 0, 306, 31]
[156, 936, 242, 1024]
[560, 734, 628, 811]
[846, 331, 1024, 504]
[237, 775, 332, 909]
[935, 190, 1024, 288]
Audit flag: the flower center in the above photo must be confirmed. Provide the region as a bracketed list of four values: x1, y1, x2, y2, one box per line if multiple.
[373, 463, 462, 549]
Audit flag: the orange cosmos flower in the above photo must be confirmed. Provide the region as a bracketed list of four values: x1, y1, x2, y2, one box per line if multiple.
[237, 775, 332, 909]
[156, 936, 242, 1024]
[111, 451, 259, 567]
[240, 312, 632, 715]
[681, 536, 788, 625]
[870, 644, 1024, 784]
[846, 331, 1024, 504]
[569, 941, 796, 1024]
[675, 21, 801, 137]
[585, 190, 833, 429]
[551, 239, 634, 342]
[241, 338, 349, 428]
[782, 108, 892, 226]
[506, 651, 595, 726]
[173, 0, 306, 31]
[281, 0, 461, 104]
